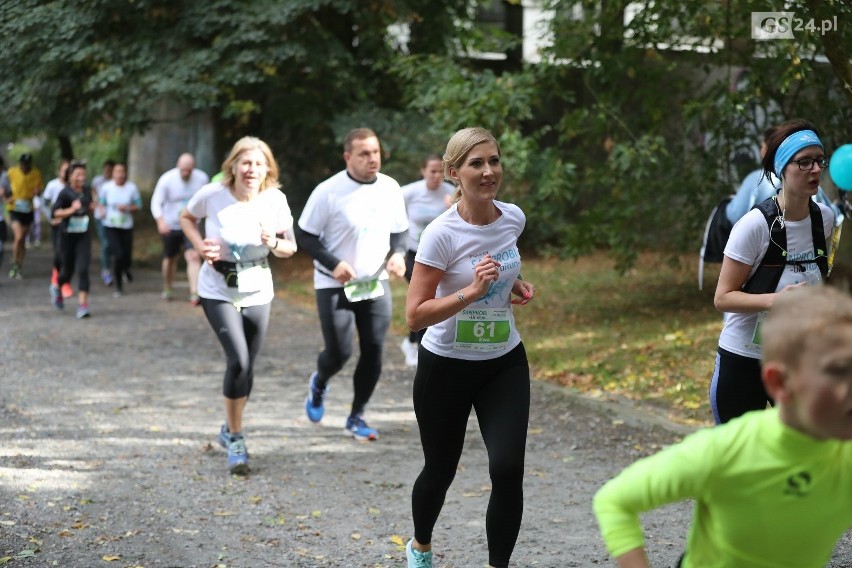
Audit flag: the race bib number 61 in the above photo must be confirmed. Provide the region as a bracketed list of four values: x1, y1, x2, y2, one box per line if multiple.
[454, 308, 510, 352]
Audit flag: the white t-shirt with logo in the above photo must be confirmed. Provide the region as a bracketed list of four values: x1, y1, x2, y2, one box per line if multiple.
[100, 181, 142, 230]
[416, 201, 525, 361]
[186, 183, 294, 307]
[402, 179, 454, 252]
[298, 170, 408, 289]
[720, 202, 834, 358]
[150, 167, 210, 230]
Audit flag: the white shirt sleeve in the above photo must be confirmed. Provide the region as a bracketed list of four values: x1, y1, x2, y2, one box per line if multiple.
[150, 173, 167, 220]
[297, 185, 329, 236]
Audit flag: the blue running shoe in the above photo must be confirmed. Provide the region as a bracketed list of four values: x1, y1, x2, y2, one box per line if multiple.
[226, 435, 249, 475]
[218, 424, 230, 449]
[344, 415, 379, 441]
[305, 372, 327, 423]
[406, 539, 433, 568]
[50, 284, 64, 310]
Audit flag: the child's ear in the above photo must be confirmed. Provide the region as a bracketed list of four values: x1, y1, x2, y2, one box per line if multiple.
[762, 362, 792, 404]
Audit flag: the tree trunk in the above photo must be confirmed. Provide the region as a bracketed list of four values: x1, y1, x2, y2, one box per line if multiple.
[804, 0, 852, 108]
[504, 0, 524, 71]
[58, 135, 73, 160]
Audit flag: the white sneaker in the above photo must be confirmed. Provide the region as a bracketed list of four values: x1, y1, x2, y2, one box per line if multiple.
[400, 339, 419, 367]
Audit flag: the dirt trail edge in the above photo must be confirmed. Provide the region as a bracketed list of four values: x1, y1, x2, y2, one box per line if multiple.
[2, 247, 850, 567]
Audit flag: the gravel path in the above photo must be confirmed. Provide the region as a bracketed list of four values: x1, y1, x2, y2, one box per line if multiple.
[1, 246, 850, 567]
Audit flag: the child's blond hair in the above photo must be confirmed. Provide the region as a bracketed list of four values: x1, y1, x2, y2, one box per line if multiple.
[762, 285, 852, 370]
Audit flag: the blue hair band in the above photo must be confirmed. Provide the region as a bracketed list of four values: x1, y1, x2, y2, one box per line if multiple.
[774, 129, 823, 178]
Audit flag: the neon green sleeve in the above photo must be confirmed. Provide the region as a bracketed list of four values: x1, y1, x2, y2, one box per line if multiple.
[595, 409, 852, 567]
[593, 427, 719, 558]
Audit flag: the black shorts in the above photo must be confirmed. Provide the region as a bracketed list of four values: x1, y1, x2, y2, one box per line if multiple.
[161, 229, 193, 258]
[0, 219, 7, 242]
[9, 211, 34, 226]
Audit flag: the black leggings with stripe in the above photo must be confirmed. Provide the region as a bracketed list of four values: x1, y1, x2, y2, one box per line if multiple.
[411, 343, 529, 568]
[709, 347, 773, 424]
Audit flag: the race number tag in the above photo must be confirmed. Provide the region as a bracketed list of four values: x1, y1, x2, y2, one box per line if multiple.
[237, 262, 270, 293]
[454, 308, 511, 352]
[67, 216, 90, 233]
[749, 311, 767, 348]
[108, 212, 130, 227]
[343, 278, 384, 302]
[13, 199, 33, 213]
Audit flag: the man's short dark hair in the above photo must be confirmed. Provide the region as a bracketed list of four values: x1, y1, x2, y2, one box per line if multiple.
[344, 128, 378, 154]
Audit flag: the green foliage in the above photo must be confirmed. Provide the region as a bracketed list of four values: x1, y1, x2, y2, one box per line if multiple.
[370, 0, 850, 268]
[0, 0, 482, 205]
[2, 0, 850, 267]
[0, 0, 462, 131]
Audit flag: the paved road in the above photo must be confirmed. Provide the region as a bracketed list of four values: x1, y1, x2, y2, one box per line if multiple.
[0, 246, 848, 567]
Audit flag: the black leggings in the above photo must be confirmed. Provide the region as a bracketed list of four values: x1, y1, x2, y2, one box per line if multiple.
[313, 280, 392, 417]
[709, 347, 773, 424]
[411, 343, 530, 568]
[404, 250, 426, 344]
[51, 225, 62, 272]
[105, 227, 133, 291]
[58, 231, 91, 292]
[201, 299, 271, 399]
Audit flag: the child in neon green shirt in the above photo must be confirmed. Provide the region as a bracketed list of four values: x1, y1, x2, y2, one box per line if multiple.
[594, 285, 852, 568]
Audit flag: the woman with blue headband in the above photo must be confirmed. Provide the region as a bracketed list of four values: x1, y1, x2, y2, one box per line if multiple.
[710, 118, 836, 424]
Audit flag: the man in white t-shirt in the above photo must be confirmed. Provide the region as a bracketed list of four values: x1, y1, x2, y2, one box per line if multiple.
[297, 128, 409, 441]
[150, 153, 209, 304]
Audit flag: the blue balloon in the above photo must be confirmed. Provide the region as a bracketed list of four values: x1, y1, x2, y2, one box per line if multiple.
[830, 144, 852, 191]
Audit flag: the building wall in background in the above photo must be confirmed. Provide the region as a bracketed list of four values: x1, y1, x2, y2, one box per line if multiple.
[128, 100, 215, 193]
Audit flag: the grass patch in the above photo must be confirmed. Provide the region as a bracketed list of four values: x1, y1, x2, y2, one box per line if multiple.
[512, 253, 721, 425]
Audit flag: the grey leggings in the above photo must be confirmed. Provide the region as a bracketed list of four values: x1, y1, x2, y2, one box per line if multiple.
[201, 299, 271, 399]
[313, 280, 392, 417]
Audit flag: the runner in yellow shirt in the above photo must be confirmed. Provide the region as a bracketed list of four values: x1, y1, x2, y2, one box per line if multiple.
[6, 154, 44, 279]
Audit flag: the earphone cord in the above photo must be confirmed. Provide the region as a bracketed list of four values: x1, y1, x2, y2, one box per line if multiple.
[768, 214, 788, 256]
[767, 201, 828, 264]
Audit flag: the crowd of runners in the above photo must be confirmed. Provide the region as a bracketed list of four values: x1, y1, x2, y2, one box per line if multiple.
[3, 120, 852, 568]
